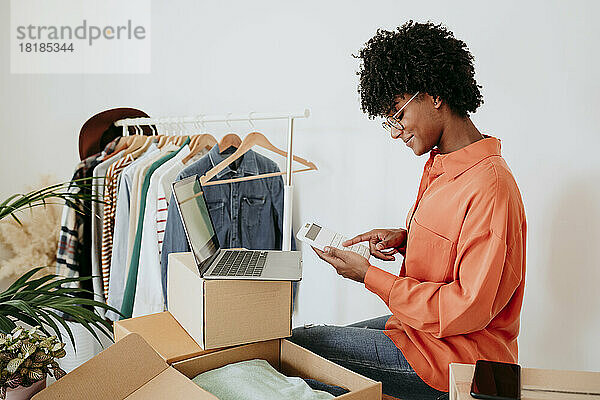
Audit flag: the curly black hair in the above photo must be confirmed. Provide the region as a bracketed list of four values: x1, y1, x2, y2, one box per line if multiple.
[355, 20, 483, 119]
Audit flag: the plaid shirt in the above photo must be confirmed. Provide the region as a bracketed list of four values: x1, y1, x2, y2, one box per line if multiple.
[56, 139, 119, 289]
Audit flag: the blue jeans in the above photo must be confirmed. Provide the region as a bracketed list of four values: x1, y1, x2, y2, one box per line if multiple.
[290, 315, 447, 400]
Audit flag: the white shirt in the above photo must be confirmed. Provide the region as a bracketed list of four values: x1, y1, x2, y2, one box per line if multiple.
[125, 149, 168, 273]
[132, 145, 192, 317]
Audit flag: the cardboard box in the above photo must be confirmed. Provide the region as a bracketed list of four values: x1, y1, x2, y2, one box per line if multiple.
[33, 335, 382, 399]
[168, 252, 292, 349]
[114, 311, 222, 363]
[113, 312, 381, 399]
[449, 363, 600, 400]
[172, 338, 382, 400]
[32, 334, 216, 400]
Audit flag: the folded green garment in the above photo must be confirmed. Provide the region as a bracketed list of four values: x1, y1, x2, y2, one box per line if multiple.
[192, 359, 335, 400]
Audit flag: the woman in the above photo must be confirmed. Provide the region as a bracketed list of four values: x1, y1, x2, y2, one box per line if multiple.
[290, 21, 526, 400]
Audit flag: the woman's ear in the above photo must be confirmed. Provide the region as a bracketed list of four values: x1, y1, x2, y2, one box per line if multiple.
[432, 96, 443, 109]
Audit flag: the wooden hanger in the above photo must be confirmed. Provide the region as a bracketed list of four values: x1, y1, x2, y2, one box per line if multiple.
[113, 135, 131, 154]
[156, 135, 170, 148]
[177, 135, 189, 146]
[112, 124, 154, 155]
[187, 134, 198, 150]
[104, 137, 127, 160]
[218, 133, 242, 152]
[160, 135, 185, 148]
[199, 131, 317, 186]
[116, 135, 141, 157]
[182, 134, 217, 164]
[129, 135, 155, 158]
[106, 127, 139, 159]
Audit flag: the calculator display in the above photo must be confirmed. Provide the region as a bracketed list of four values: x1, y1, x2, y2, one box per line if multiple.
[306, 224, 322, 241]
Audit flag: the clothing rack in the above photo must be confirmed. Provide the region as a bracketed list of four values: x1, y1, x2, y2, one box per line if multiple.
[114, 109, 311, 251]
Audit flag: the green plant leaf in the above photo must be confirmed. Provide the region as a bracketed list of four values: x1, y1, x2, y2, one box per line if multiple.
[3, 268, 45, 295]
[33, 352, 51, 363]
[5, 373, 22, 389]
[53, 366, 66, 380]
[30, 309, 63, 346]
[0, 302, 48, 335]
[21, 342, 36, 356]
[41, 309, 76, 348]
[0, 316, 15, 333]
[27, 369, 44, 383]
[6, 358, 24, 374]
[0, 267, 120, 346]
[0, 178, 103, 224]
[52, 349, 66, 359]
[0, 180, 119, 349]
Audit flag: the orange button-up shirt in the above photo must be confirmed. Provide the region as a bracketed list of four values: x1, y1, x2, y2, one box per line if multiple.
[364, 136, 526, 392]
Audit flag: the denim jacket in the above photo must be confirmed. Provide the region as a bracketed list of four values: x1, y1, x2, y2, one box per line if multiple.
[161, 145, 296, 300]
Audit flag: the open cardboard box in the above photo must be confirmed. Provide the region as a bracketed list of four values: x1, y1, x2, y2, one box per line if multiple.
[33, 333, 382, 399]
[32, 333, 214, 400]
[114, 311, 222, 363]
[168, 252, 293, 350]
[172, 337, 382, 400]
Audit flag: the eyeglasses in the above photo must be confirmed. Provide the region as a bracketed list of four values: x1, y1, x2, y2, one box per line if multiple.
[381, 91, 420, 134]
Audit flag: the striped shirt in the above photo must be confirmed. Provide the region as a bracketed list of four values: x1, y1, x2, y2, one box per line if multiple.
[156, 149, 207, 256]
[100, 153, 134, 298]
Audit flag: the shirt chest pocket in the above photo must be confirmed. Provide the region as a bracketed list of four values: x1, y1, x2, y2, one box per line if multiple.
[241, 196, 266, 228]
[405, 218, 455, 283]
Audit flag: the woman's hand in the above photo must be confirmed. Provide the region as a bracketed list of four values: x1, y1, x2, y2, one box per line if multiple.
[343, 228, 407, 261]
[312, 246, 371, 283]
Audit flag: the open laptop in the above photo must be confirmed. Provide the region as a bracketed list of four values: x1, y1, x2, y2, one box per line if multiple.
[172, 174, 302, 280]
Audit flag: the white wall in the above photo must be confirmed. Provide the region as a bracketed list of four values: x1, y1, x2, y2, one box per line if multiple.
[1, 0, 599, 373]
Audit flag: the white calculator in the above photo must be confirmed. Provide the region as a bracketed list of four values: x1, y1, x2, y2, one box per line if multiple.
[296, 222, 370, 259]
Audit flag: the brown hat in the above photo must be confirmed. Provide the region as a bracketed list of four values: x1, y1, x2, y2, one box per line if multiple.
[79, 108, 153, 160]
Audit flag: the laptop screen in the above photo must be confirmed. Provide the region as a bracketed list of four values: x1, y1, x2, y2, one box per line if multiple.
[172, 175, 220, 272]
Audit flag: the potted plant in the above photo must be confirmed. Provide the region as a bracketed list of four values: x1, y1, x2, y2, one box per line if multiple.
[0, 326, 67, 399]
[0, 180, 123, 398]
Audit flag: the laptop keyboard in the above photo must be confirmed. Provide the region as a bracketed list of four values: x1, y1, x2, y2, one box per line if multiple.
[211, 250, 268, 277]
